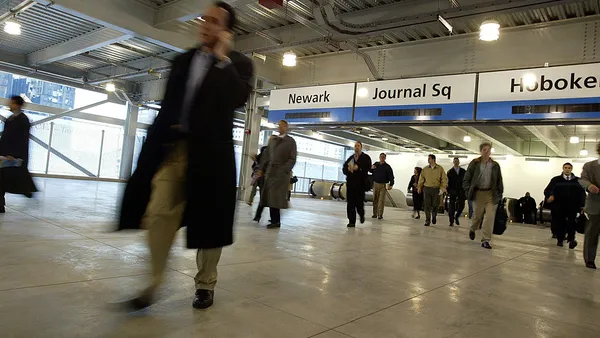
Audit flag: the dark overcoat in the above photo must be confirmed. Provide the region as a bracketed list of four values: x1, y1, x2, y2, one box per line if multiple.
[0, 112, 37, 194]
[259, 135, 297, 209]
[118, 48, 254, 249]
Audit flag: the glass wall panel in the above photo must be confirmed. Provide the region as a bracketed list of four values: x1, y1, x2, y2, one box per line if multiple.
[99, 126, 124, 178]
[132, 129, 148, 172]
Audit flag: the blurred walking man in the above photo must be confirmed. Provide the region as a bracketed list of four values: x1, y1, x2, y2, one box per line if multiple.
[447, 157, 466, 227]
[118, 2, 254, 310]
[579, 143, 600, 269]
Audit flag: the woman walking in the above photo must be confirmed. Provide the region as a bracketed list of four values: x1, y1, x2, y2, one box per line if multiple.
[409, 167, 423, 219]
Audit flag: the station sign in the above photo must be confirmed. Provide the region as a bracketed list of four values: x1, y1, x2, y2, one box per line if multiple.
[353, 74, 476, 122]
[268, 83, 355, 124]
[477, 63, 600, 120]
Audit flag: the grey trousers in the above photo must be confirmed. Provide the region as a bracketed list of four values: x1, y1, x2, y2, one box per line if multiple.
[584, 215, 600, 264]
[423, 187, 440, 222]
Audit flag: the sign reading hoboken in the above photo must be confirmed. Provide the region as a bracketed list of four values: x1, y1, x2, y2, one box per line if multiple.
[353, 74, 476, 121]
[268, 83, 355, 123]
[478, 63, 600, 120]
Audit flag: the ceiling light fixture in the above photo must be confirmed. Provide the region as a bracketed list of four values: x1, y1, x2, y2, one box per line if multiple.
[580, 148, 589, 156]
[491, 147, 496, 153]
[105, 82, 116, 92]
[382, 137, 389, 141]
[282, 51, 297, 67]
[570, 136, 580, 144]
[4, 20, 21, 35]
[479, 20, 500, 41]
[463, 135, 472, 142]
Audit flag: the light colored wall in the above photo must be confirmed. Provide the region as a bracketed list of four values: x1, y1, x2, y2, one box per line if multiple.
[366, 151, 589, 205]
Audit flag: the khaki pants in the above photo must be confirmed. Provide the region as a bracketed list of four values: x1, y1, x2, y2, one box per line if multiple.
[143, 141, 222, 296]
[470, 190, 496, 242]
[372, 182, 387, 217]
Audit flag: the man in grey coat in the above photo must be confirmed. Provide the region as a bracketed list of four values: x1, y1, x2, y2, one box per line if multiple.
[253, 120, 297, 228]
[579, 143, 600, 269]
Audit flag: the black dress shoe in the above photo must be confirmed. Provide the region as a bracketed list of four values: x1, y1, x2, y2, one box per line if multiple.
[585, 262, 597, 269]
[372, 215, 377, 218]
[378, 216, 383, 220]
[347, 223, 356, 228]
[253, 216, 260, 222]
[481, 241, 492, 249]
[424, 222, 430, 227]
[455, 217, 460, 226]
[469, 231, 475, 240]
[193, 289, 214, 309]
[266, 223, 281, 229]
[569, 240, 578, 249]
[360, 215, 365, 224]
[432, 216, 437, 225]
[449, 222, 454, 227]
[557, 241, 564, 247]
[0, 207, 5, 213]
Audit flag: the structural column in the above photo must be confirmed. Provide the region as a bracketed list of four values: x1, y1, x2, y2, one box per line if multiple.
[237, 80, 263, 201]
[119, 102, 139, 179]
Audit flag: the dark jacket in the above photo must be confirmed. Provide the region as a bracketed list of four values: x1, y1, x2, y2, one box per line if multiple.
[447, 167, 466, 199]
[544, 174, 585, 212]
[118, 49, 254, 249]
[369, 162, 395, 186]
[343, 152, 372, 192]
[259, 135, 297, 210]
[518, 196, 537, 213]
[463, 157, 503, 204]
[0, 112, 37, 194]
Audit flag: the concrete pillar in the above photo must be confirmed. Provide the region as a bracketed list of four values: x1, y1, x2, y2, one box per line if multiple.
[237, 81, 263, 201]
[119, 102, 139, 179]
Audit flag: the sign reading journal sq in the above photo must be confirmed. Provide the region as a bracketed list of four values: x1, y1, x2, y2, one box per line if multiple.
[478, 63, 600, 120]
[353, 74, 476, 121]
[268, 83, 355, 123]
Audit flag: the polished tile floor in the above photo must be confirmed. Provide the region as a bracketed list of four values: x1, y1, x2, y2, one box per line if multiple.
[1, 178, 600, 338]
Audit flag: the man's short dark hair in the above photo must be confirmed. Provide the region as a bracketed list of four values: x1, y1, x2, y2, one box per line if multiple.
[480, 142, 492, 151]
[10, 95, 24, 106]
[428, 154, 436, 161]
[215, 1, 236, 30]
[356, 141, 362, 147]
[380, 153, 386, 157]
[453, 157, 459, 161]
[563, 162, 573, 168]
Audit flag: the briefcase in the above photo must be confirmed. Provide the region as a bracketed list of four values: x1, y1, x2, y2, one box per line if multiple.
[493, 200, 508, 235]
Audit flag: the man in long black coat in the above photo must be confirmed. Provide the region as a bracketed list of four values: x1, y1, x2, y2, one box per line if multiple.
[118, 2, 253, 310]
[343, 141, 372, 227]
[0, 95, 37, 213]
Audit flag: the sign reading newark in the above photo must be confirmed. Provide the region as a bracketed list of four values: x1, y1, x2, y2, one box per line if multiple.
[477, 63, 600, 120]
[353, 74, 476, 121]
[268, 83, 355, 123]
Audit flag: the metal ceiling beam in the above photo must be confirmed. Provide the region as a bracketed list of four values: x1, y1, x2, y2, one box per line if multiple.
[463, 126, 524, 155]
[32, 99, 110, 126]
[33, 0, 196, 52]
[410, 126, 481, 154]
[154, 0, 256, 28]
[27, 28, 132, 65]
[0, 0, 35, 24]
[524, 126, 568, 157]
[236, 0, 588, 54]
[373, 126, 450, 150]
[0, 98, 125, 126]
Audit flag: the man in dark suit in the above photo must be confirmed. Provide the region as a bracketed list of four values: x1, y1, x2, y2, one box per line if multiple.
[447, 157, 466, 227]
[343, 141, 372, 227]
[118, 2, 254, 310]
[544, 162, 585, 249]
